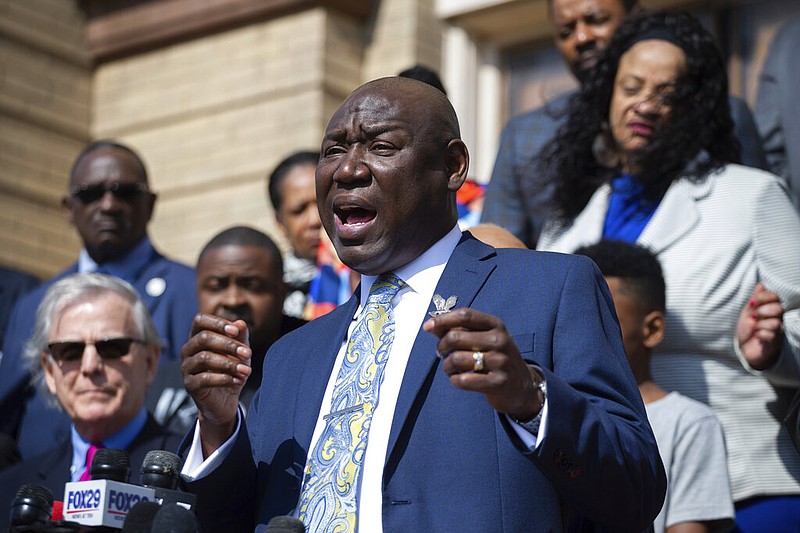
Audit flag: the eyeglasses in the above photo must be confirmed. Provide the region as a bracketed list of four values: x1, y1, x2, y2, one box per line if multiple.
[47, 337, 144, 364]
[70, 182, 149, 204]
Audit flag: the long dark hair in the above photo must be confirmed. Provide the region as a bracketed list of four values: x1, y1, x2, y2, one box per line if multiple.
[542, 10, 740, 222]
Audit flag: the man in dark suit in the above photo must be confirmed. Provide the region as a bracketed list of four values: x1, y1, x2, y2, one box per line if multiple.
[0, 274, 182, 531]
[179, 77, 666, 532]
[0, 140, 197, 460]
[149, 225, 306, 433]
[480, 0, 768, 248]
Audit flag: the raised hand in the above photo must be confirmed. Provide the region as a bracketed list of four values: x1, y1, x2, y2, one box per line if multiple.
[181, 313, 252, 456]
[736, 282, 785, 370]
[423, 307, 543, 421]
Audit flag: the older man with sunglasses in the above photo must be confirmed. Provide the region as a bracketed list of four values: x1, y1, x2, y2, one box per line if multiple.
[0, 274, 183, 530]
[0, 140, 196, 463]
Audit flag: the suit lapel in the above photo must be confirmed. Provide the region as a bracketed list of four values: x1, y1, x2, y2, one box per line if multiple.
[295, 295, 360, 447]
[385, 235, 497, 459]
[542, 185, 609, 253]
[638, 176, 712, 253]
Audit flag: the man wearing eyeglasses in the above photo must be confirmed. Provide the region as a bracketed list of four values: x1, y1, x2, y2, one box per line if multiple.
[0, 140, 196, 464]
[0, 273, 183, 530]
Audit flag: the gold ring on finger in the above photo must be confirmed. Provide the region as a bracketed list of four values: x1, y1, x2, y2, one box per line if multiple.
[472, 351, 485, 372]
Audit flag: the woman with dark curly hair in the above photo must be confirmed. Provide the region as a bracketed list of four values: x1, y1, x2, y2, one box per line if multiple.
[537, 10, 800, 532]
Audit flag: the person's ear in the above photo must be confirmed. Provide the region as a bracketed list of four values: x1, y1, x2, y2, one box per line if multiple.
[445, 139, 469, 192]
[142, 191, 157, 224]
[143, 345, 160, 386]
[642, 310, 665, 349]
[62, 195, 76, 226]
[42, 353, 58, 396]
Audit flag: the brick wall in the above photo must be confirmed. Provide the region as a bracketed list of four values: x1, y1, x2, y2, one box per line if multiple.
[91, 0, 441, 266]
[0, 0, 445, 276]
[0, 0, 91, 278]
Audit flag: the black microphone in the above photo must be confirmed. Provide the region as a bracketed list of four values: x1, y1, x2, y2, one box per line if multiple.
[91, 449, 131, 482]
[120, 501, 160, 533]
[139, 451, 180, 489]
[138, 450, 197, 510]
[264, 516, 306, 533]
[150, 504, 198, 533]
[9, 484, 53, 530]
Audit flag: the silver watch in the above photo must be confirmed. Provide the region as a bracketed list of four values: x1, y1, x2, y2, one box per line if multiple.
[511, 378, 547, 435]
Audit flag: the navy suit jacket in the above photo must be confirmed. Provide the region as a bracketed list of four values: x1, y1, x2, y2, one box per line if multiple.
[0, 246, 196, 459]
[185, 234, 666, 533]
[0, 267, 39, 349]
[481, 91, 768, 248]
[0, 415, 182, 533]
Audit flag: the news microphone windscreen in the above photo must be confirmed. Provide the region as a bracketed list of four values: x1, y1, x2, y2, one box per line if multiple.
[51, 499, 64, 521]
[140, 450, 182, 489]
[151, 503, 199, 533]
[265, 515, 306, 532]
[90, 447, 131, 482]
[9, 483, 53, 526]
[121, 500, 160, 533]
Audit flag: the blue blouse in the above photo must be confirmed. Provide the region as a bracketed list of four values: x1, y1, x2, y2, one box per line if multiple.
[603, 174, 660, 242]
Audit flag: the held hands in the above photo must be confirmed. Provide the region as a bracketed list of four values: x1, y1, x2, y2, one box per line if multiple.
[736, 283, 785, 370]
[423, 307, 543, 421]
[181, 313, 252, 456]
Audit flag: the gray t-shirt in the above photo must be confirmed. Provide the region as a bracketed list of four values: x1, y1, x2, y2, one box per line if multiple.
[646, 392, 735, 532]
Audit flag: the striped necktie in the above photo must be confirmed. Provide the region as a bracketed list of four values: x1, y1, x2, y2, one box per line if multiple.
[297, 274, 405, 532]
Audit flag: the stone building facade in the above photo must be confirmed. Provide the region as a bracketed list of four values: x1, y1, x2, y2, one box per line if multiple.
[1, 0, 798, 278]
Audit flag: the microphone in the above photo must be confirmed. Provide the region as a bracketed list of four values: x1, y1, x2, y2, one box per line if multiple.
[138, 451, 196, 510]
[264, 516, 306, 533]
[90, 448, 130, 482]
[49, 501, 63, 522]
[63, 448, 155, 529]
[9, 484, 53, 530]
[150, 503, 198, 533]
[8, 487, 81, 533]
[120, 501, 160, 533]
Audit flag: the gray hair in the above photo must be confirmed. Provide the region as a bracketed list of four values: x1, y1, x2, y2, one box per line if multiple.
[24, 273, 161, 406]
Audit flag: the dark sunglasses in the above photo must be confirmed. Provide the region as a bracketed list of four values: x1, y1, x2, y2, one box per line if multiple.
[47, 337, 144, 363]
[70, 182, 149, 204]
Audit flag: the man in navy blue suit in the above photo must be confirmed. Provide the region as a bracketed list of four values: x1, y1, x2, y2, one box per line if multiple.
[0, 140, 196, 461]
[178, 77, 666, 532]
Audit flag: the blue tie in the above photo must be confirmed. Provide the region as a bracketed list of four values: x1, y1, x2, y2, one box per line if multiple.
[297, 274, 405, 532]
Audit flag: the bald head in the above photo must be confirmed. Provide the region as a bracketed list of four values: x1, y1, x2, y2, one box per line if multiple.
[344, 77, 461, 141]
[315, 76, 469, 275]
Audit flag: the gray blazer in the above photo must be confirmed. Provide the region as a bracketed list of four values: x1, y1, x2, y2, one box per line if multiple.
[538, 163, 800, 502]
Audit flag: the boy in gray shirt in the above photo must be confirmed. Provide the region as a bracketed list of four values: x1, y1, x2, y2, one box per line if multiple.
[577, 240, 734, 533]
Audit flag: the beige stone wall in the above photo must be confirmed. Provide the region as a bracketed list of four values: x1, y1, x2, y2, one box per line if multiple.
[91, 0, 443, 267]
[0, 0, 445, 281]
[363, 0, 443, 82]
[0, 0, 91, 278]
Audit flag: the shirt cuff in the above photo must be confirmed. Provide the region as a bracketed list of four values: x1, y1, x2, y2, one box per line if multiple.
[507, 394, 549, 450]
[180, 408, 243, 481]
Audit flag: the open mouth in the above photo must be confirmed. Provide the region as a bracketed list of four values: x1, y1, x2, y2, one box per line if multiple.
[337, 206, 377, 226]
[333, 203, 378, 241]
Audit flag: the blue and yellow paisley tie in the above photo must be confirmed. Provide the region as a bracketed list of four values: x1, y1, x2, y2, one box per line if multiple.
[297, 274, 405, 532]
